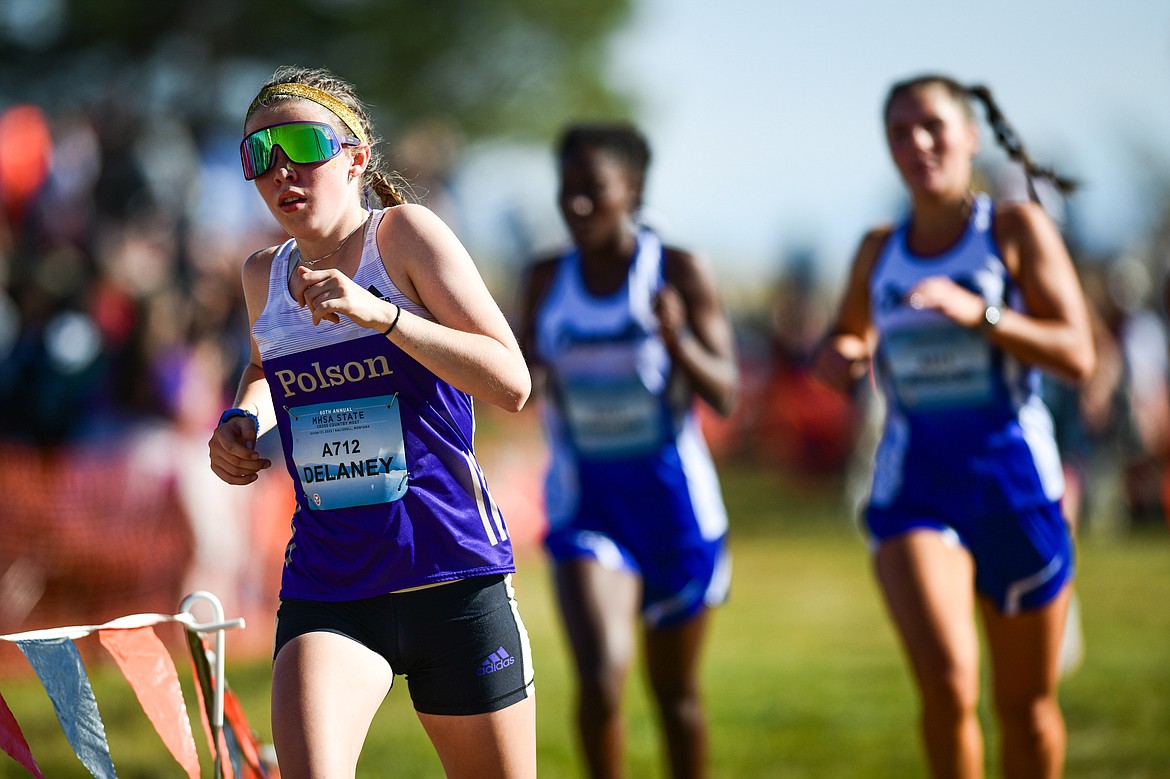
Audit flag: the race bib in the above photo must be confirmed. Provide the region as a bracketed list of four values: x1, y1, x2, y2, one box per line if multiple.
[885, 325, 993, 409]
[561, 377, 663, 457]
[288, 394, 408, 510]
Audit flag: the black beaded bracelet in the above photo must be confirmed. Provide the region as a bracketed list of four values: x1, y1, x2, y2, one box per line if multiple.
[383, 303, 402, 336]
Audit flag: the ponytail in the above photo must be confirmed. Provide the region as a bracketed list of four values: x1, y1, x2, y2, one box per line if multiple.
[965, 84, 1078, 201]
[884, 74, 1077, 203]
[366, 170, 410, 208]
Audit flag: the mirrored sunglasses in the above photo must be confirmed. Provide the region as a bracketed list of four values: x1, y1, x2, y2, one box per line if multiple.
[240, 121, 361, 180]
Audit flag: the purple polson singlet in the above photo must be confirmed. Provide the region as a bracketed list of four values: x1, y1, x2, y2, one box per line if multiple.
[251, 208, 514, 601]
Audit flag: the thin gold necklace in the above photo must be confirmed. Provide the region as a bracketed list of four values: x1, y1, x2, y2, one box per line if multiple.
[293, 214, 369, 267]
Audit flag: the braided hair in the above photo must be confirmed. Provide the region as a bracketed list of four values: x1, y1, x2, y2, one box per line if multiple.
[883, 74, 1077, 202]
[247, 65, 411, 208]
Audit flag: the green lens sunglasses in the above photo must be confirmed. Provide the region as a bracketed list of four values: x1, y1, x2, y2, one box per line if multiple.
[240, 121, 361, 181]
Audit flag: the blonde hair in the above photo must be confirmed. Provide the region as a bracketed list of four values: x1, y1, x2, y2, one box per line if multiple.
[247, 65, 410, 207]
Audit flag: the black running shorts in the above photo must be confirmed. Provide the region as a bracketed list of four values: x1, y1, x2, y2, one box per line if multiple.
[274, 574, 534, 715]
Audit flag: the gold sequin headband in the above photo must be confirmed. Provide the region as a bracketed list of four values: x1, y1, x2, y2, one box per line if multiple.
[248, 83, 369, 145]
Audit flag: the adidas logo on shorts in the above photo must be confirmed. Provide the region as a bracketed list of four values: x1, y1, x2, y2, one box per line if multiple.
[477, 647, 515, 676]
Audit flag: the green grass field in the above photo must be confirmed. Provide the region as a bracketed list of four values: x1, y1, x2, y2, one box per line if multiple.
[2, 465, 1168, 778]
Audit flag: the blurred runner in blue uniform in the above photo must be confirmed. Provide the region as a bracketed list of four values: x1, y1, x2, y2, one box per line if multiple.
[814, 75, 1095, 779]
[518, 123, 737, 779]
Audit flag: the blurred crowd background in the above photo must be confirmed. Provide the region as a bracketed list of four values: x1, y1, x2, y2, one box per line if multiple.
[2, 0, 1169, 662]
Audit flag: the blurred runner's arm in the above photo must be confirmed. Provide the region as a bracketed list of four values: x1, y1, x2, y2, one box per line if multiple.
[660, 248, 738, 417]
[989, 201, 1096, 383]
[812, 228, 887, 393]
[515, 257, 559, 400]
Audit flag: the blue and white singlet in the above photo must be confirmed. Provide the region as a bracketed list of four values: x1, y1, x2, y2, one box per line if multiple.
[533, 229, 729, 625]
[866, 193, 1071, 613]
[868, 193, 1064, 509]
[252, 208, 514, 601]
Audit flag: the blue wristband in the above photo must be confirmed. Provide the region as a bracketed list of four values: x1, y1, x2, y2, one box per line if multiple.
[218, 408, 259, 433]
